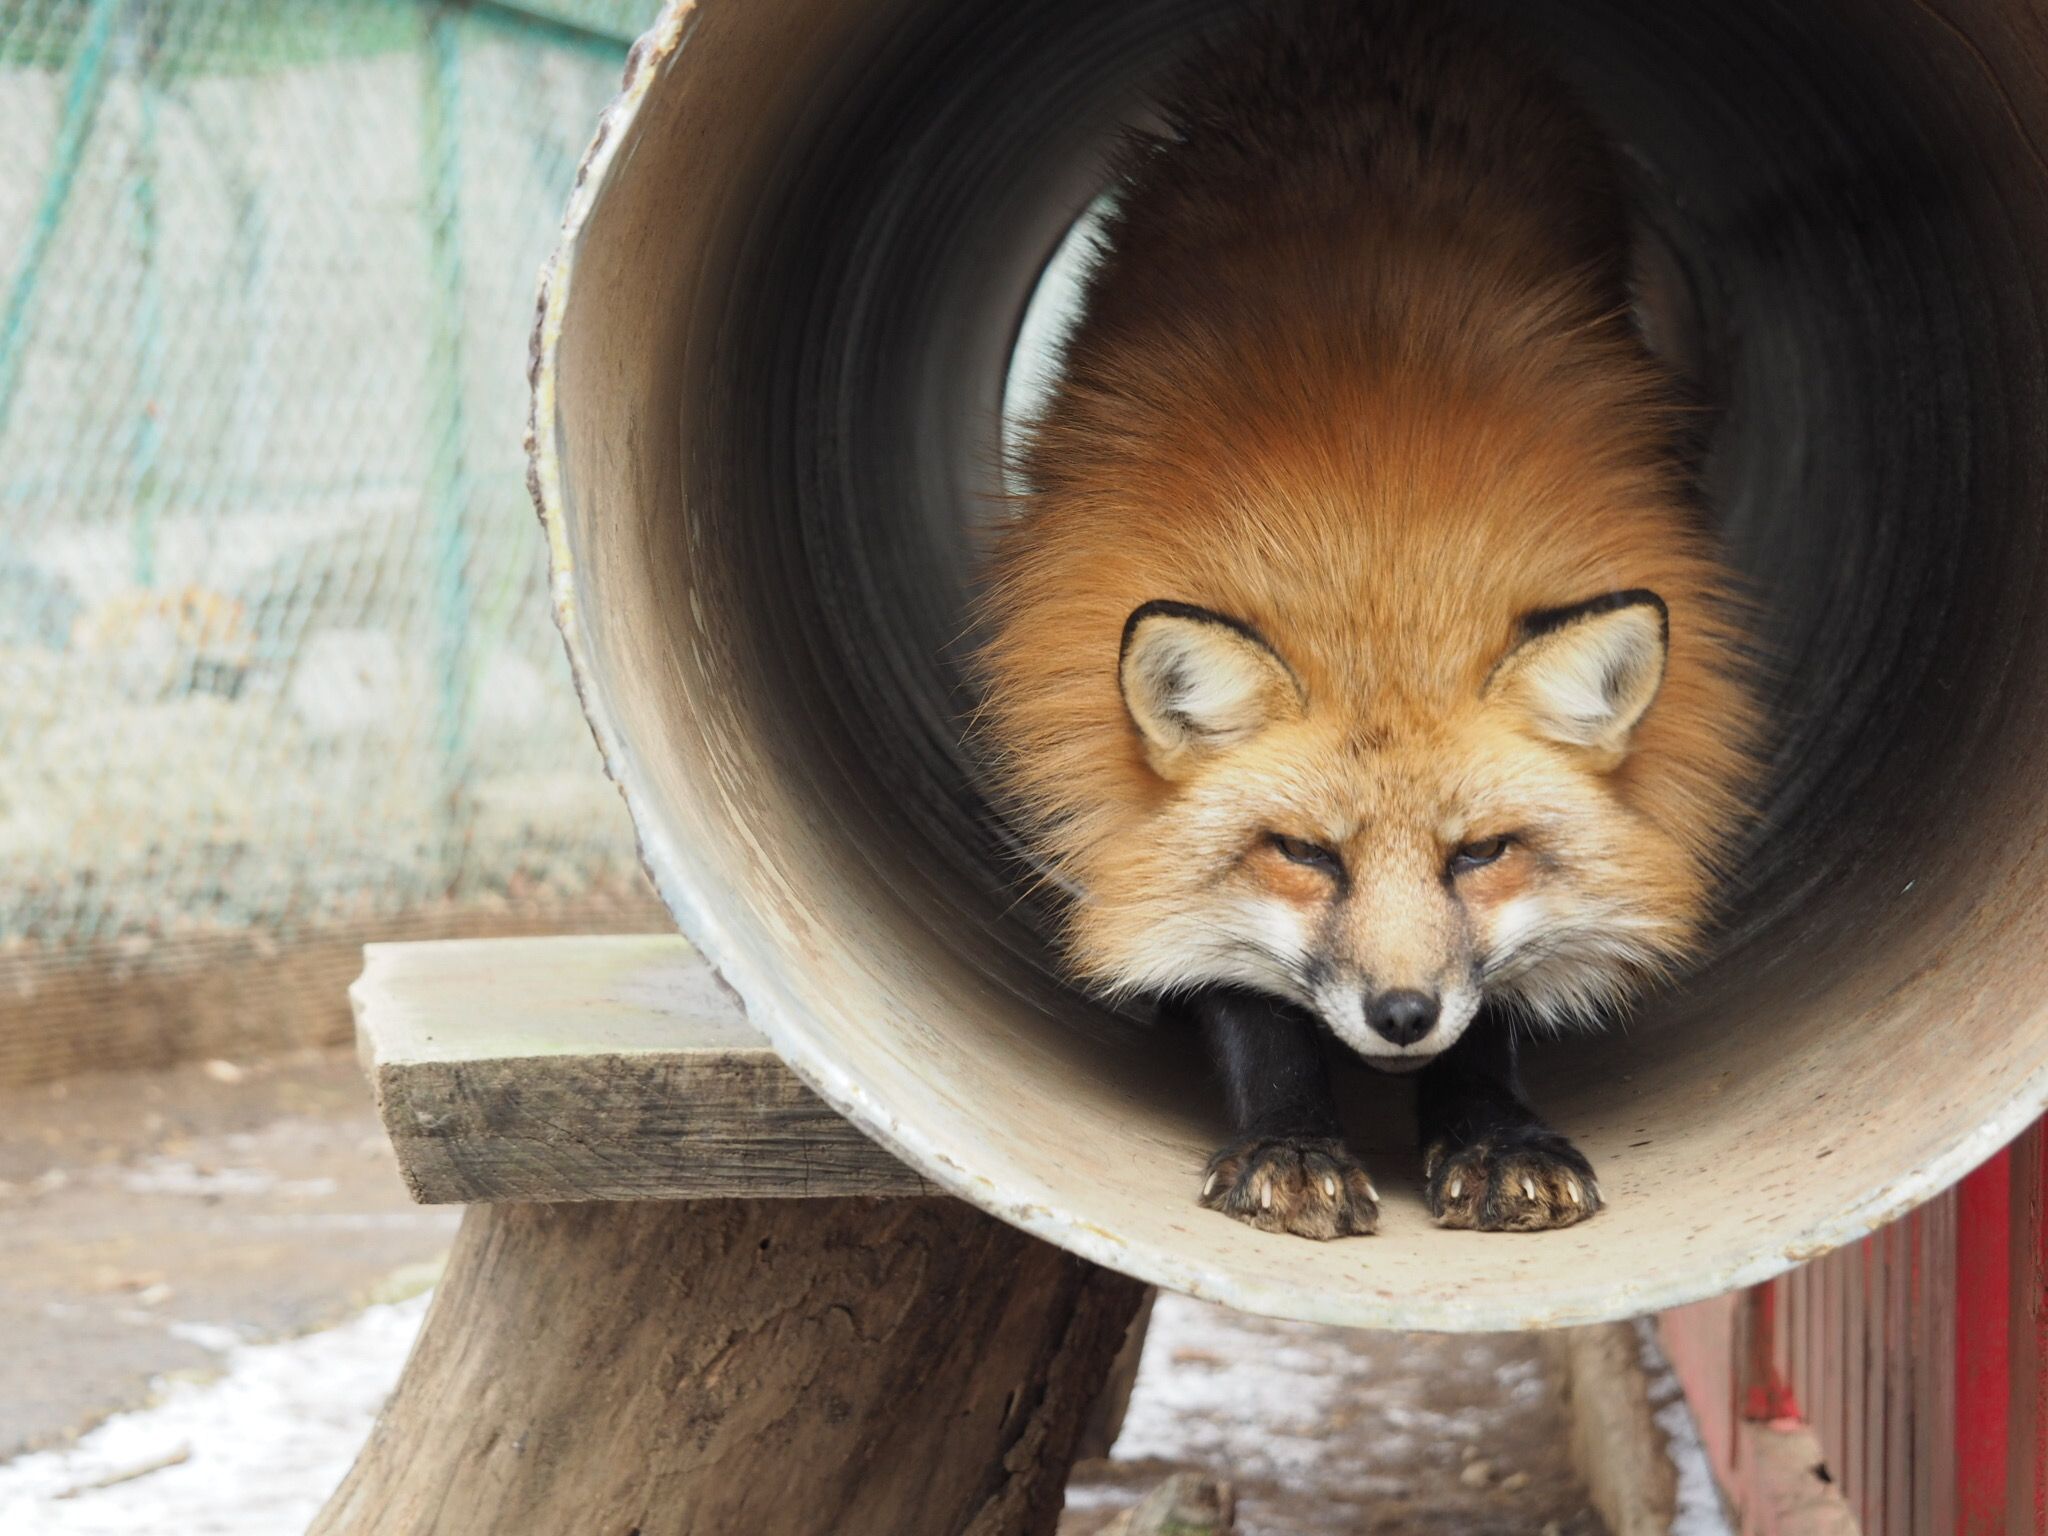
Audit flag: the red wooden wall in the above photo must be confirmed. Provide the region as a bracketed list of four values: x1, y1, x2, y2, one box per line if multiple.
[1664, 1122, 2048, 1534]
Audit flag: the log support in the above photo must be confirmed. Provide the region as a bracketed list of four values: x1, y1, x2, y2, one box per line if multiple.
[312, 1197, 1148, 1536]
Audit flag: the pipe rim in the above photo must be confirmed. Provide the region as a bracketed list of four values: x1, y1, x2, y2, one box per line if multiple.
[524, 0, 2048, 1330]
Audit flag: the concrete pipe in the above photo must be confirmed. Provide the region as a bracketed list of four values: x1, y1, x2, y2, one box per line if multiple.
[527, 0, 2048, 1328]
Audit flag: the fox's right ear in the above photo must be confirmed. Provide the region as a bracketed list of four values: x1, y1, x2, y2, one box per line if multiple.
[1119, 601, 1304, 778]
[1486, 589, 1669, 768]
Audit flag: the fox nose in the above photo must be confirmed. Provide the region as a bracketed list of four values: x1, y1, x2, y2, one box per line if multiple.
[1366, 989, 1440, 1046]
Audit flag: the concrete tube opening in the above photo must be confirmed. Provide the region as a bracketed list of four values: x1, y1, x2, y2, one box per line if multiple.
[530, 0, 2048, 1327]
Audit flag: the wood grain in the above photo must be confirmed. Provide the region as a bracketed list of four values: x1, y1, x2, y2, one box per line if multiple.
[356, 935, 926, 1203]
[310, 1198, 1148, 1536]
[1548, 1322, 1677, 1536]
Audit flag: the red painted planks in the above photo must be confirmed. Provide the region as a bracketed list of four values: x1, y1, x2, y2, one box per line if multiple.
[2007, 1124, 2047, 1534]
[1958, 1150, 2014, 1536]
[1666, 1128, 2044, 1535]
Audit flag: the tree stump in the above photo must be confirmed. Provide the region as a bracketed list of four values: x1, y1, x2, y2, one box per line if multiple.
[313, 938, 1150, 1536]
[313, 1199, 1144, 1536]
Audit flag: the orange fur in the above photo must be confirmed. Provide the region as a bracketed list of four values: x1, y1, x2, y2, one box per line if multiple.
[973, 0, 1763, 1037]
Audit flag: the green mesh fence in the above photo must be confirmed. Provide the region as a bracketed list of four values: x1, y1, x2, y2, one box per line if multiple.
[1, 0, 649, 953]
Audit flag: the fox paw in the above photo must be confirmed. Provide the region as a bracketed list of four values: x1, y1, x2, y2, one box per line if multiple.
[1199, 1135, 1379, 1239]
[1425, 1129, 1601, 1231]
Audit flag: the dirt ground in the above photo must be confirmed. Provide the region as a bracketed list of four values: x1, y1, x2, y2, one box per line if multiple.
[1062, 1300, 1604, 1536]
[0, 1051, 457, 1460]
[0, 1050, 1613, 1534]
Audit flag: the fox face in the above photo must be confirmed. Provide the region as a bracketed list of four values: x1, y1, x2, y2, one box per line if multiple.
[1083, 591, 1695, 1065]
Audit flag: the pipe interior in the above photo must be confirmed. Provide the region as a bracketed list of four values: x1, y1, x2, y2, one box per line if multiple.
[549, 0, 2048, 1325]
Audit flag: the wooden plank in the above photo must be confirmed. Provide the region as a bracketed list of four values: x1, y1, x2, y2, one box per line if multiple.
[1930, 1190, 1960, 1536]
[1870, 1243, 1886, 1529]
[1745, 1280, 1799, 1422]
[1882, 1219, 1908, 1536]
[1854, 1239, 1875, 1530]
[1810, 1260, 1825, 1414]
[1956, 1150, 2014, 1536]
[2010, 1122, 2048, 1535]
[1549, 1323, 1678, 1536]
[1770, 1273, 1797, 1419]
[1826, 1251, 1848, 1513]
[353, 935, 928, 1204]
[1843, 1246, 1864, 1528]
[1660, 1293, 1741, 1484]
[1789, 1265, 1811, 1429]
[1911, 1205, 1937, 1536]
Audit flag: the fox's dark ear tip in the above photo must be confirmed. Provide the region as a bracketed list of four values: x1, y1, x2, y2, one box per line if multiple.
[1121, 599, 1280, 667]
[1518, 588, 1668, 643]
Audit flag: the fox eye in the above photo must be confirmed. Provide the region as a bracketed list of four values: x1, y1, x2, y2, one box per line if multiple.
[1449, 835, 1513, 875]
[1269, 833, 1343, 876]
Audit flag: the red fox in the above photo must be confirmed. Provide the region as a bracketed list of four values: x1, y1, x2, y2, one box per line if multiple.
[974, 0, 1763, 1237]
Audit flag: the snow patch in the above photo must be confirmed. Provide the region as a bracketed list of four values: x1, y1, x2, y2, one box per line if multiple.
[1636, 1317, 1737, 1536]
[1111, 1293, 1342, 1480]
[0, 1295, 427, 1535]
[164, 1322, 245, 1354]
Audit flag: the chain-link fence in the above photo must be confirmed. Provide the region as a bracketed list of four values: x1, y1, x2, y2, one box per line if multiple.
[1, 0, 664, 1081]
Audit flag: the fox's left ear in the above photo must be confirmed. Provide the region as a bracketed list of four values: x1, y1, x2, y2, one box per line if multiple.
[1120, 601, 1304, 778]
[1486, 590, 1668, 765]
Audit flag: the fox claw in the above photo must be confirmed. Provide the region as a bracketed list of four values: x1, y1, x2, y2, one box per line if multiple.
[1425, 1128, 1601, 1232]
[1199, 1134, 1379, 1239]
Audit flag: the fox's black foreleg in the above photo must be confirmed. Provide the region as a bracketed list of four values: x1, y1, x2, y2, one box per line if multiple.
[1416, 1012, 1601, 1230]
[1183, 987, 1378, 1238]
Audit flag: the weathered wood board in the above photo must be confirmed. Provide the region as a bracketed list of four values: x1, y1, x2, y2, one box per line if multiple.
[353, 934, 927, 1203]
